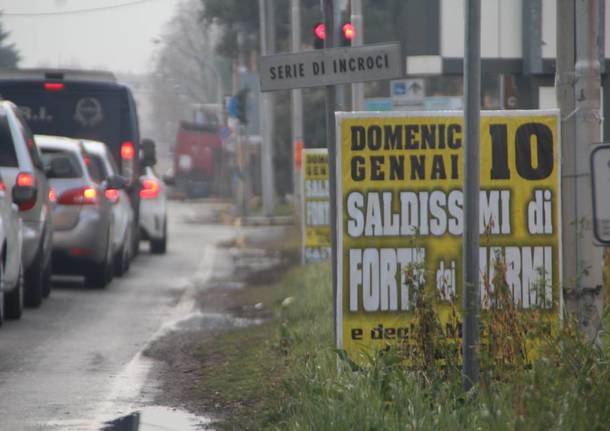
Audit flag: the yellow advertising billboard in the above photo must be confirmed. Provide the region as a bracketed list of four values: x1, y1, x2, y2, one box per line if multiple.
[336, 111, 561, 362]
[302, 148, 331, 263]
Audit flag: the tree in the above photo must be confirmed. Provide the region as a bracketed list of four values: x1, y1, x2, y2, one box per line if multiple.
[149, 0, 229, 146]
[0, 15, 20, 68]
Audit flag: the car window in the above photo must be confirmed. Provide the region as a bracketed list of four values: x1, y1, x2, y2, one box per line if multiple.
[88, 153, 108, 182]
[0, 113, 19, 167]
[13, 108, 44, 170]
[41, 149, 83, 179]
[103, 149, 119, 176]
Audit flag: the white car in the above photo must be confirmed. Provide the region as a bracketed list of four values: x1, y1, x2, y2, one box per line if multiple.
[139, 166, 168, 254]
[82, 140, 135, 276]
[0, 169, 24, 323]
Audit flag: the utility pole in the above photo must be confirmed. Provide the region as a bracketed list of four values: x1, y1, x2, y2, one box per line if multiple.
[259, 0, 276, 216]
[570, 0, 603, 340]
[350, 0, 364, 110]
[322, 0, 339, 344]
[291, 0, 304, 222]
[462, 0, 481, 392]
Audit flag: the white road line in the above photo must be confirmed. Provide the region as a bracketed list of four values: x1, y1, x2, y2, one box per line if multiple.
[86, 244, 217, 428]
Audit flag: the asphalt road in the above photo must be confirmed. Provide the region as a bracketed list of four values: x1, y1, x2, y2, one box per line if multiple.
[0, 201, 235, 430]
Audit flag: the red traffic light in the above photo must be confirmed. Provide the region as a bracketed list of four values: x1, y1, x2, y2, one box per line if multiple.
[314, 23, 326, 40]
[342, 22, 355, 41]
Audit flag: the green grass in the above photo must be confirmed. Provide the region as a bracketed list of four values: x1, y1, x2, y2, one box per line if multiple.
[196, 261, 610, 430]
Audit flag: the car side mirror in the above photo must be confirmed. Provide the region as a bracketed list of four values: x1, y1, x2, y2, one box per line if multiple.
[12, 185, 37, 208]
[141, 138, 157, 168]
[162, 173, 175, 186]
[105, 175, 128, 190]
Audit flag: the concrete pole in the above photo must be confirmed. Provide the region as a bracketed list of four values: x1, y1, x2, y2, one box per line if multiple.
[350, 0, 364, 110]
[462, 0, 481, 392]
[259, 0, 276, 216]
[334, 0, 348, 110]
[571, 0, 604, 341]
[556, 0, 577, 324]
[291, 0, 304, 221]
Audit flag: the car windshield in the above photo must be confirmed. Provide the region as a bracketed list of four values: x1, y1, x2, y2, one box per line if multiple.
[41, 149, 83, 178]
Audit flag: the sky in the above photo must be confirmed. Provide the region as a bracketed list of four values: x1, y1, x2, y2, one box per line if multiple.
[2, 0, 187, 74]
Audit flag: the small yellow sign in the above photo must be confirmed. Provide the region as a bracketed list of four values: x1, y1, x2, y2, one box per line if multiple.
[336, 111, 561, 362]
[302, 149, 331, 263]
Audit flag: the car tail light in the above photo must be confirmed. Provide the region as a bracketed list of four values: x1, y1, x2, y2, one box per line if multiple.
[0, 181, 5, 192]
[140, 179, 160, 199]
[121, 141, 135, 179]
[16, 172, 35, 187]
[58, 187, 99, 205]
[15, 172, 37, 211]
[104, 188, 120, 204]
[48, 187, 57, 203]
[44, 82, 65, 91]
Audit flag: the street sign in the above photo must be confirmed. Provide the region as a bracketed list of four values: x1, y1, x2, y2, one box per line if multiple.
[259, 43, 402, 92]
[335, 110, 561, 364]
[390, 78, 425, 105]
[591, 144, 610, 244]
[363, 98, 393, 111]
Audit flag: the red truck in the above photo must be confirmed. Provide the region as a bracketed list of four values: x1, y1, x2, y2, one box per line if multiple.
[173, 120, 223, 198]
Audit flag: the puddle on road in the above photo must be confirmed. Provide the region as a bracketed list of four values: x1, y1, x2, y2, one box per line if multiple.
[102, 406, 214, 430]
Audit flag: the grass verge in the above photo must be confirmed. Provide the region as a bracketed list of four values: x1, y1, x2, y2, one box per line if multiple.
[197, 259, 609, 430]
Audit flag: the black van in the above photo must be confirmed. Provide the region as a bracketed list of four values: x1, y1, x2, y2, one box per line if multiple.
[0, 69, 142, 248]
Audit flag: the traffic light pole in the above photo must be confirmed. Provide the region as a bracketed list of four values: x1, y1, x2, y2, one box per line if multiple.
[350, 0, 364, 110]
[322, 0, 339, 345]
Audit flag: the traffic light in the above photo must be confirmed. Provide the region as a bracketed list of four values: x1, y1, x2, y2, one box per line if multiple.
[313, 22, 325, 49]
[312, 22, 355, 49]
[341, 22, 355, 45]
[235, 88, 249, 125]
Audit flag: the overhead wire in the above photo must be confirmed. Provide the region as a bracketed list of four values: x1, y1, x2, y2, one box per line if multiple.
[2, 0, 164, 17]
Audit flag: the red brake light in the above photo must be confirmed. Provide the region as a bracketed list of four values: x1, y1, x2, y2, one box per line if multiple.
[104, 188, 120, 204]
[48, 187, 57, 203]
[0, 181, 5, 192]
[121, 141, 135, 160]
[140, 179, 160, 199]
[58, 187, 98, 205]
[44, 82, 64, 91]
[16, 172, 35, 187]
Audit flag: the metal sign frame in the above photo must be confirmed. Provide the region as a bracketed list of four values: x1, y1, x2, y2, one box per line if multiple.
[590, 143, 610, 244]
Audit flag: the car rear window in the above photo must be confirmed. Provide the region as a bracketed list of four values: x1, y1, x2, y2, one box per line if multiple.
[41, 149, 83, 178]
[0, 113, 19, 167]
[88, 153, 108, 182]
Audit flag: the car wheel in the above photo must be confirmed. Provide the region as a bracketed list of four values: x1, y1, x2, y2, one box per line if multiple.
[114, 235, 131, 277]
[0, 259, 5, 326]
[24, 245, 44, 308]
[150, 220, 167, 254]
[41, 258, 52, 299]
[86, 235, 113, 288]
[5, 264, 24, 320]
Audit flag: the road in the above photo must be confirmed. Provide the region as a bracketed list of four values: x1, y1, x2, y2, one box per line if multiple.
[0, 201, 236, 430]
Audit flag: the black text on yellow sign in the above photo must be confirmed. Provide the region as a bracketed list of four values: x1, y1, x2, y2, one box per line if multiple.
[335, 111, 561, 362]
[302, 149, 331, 263]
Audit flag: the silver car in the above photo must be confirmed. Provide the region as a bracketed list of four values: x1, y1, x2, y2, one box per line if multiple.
[82, 140, 134, 276]
[37, 135, 124, 288]
[139, 166, 168, 254]
[0, 169, 24, 323]
[0, 101, 53, 307]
